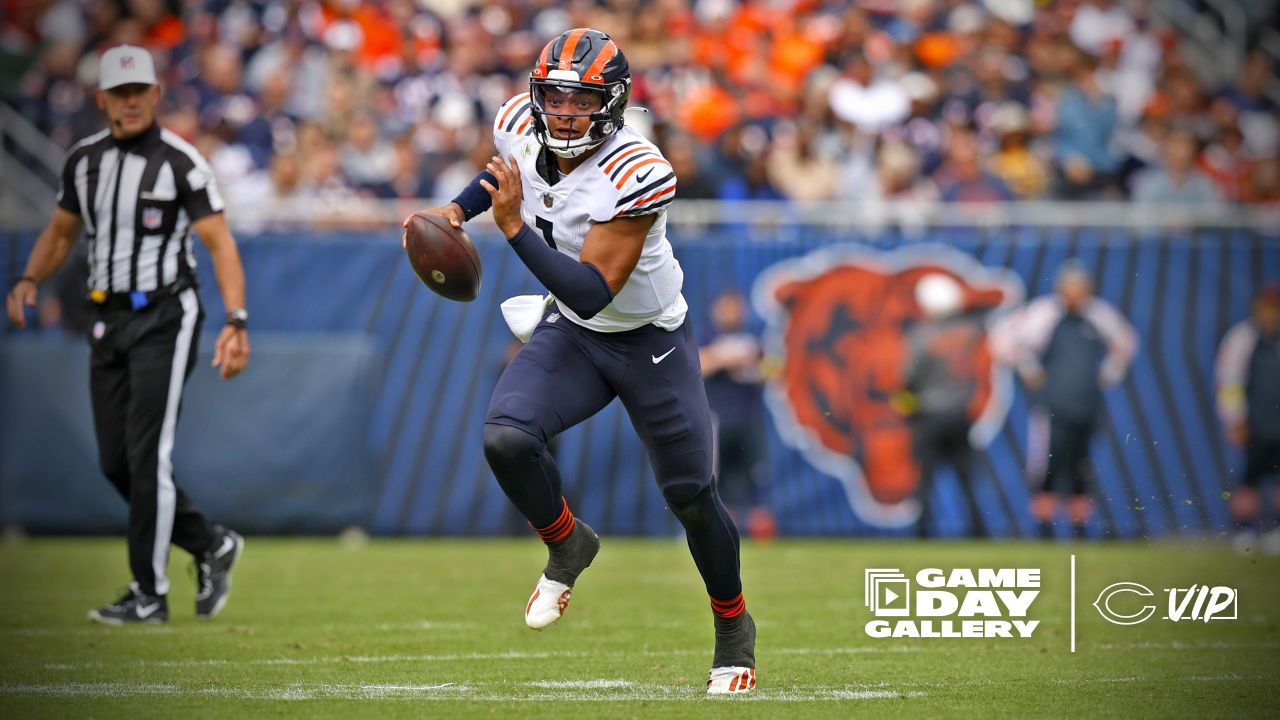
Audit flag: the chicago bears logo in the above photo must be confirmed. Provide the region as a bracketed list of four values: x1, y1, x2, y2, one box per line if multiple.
[753, 245, 1024, 527]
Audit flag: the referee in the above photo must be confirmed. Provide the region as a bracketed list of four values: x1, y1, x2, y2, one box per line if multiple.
[5, 45, 249, 624]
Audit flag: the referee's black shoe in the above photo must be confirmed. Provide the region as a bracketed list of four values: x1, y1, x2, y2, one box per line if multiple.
[88, 584, 168, 625]
[195, 528, 244, 619]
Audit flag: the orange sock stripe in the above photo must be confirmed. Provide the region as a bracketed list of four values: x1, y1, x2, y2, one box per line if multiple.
[545, 517, 575, 543]
[533, 501, 575, 542]
[710, 593, 746, 618]
[710, 592, 743, 608]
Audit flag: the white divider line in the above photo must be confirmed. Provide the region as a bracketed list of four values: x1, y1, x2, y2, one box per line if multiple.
[1071, 554, 1077, 654]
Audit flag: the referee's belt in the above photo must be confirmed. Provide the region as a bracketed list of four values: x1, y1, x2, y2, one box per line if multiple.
[90, 277, 194, 311]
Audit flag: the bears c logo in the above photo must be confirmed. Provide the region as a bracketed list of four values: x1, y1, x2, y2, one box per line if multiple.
[752, 245, 1024, 527]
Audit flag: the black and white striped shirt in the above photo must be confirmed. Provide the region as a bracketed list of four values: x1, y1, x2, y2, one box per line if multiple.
[56, 123, 224, 294]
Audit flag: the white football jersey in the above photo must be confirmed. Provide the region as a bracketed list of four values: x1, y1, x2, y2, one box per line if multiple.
[493, 93, 687, 333]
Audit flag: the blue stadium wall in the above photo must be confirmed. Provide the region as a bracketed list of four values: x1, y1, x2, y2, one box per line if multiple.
[2, 225, 1278, 538]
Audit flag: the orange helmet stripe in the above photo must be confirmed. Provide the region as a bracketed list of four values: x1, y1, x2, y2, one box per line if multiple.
[582, 40, 618, 83]
[535, 41, 551, 77]
[558, 28, 588, 72]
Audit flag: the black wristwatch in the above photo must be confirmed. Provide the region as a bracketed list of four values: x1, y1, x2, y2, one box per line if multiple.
[226, 307, 248, 330]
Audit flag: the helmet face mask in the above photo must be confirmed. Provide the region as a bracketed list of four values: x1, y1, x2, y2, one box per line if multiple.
[530, 29, 631, 159]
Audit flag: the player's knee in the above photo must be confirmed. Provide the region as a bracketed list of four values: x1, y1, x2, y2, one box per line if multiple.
[663, 481, 713, 526]
[482, 423, 545, 471]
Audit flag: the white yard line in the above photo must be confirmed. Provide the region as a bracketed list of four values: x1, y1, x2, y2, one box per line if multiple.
[3, 621, 476, 638]
[527, 679, 635, 688]
[33, 646, 922, 672]
[1, 675, 1269, 703]
[26, 640, 1280, 673]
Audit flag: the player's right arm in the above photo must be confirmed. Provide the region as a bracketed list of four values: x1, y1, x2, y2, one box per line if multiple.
[5, 207, 82, 328]
[402, 94, 533, 233]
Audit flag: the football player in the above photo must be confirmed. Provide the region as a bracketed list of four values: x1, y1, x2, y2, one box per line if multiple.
[405, 28, 755, 694]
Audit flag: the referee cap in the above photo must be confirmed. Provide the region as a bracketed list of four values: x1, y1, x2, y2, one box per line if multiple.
[99, 45, 157, 90]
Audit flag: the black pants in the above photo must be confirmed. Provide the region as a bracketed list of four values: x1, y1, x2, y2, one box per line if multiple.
[911, 412, 984, 537]
[714, 421, 764, 511]
[1244, 434, 1280, 487]
[90, 289, 216, 597]
[1044, 415, 1096, 497]
[485, 310, 742, 601]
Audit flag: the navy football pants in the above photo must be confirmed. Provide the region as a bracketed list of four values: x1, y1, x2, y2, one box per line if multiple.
[484, 309, 742, 599]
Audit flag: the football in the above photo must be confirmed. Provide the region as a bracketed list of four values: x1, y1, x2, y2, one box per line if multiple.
[403, 213, 482, 302]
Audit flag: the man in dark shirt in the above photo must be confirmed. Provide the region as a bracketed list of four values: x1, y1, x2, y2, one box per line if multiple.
[699, 290, 776, 539]
[993, 262, 1137, 538]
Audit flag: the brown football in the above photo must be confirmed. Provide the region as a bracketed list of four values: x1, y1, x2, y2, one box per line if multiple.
[403, 213, 482, 302]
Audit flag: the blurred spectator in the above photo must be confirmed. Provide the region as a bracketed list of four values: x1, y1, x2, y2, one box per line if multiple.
[1223, 51, 1279, 159]
[1199, 124, 1255, 203]
[1116, 109, 1171, 185]
[224, 152, 312, 231]
[666, 134, 721, 201]
[1053, 49, 1124, 199]
[934, 126, 1015, 202]
[1245, 158, 1280, 205]
[1068, 0, 1132, 57]
[698, 290, 776, 540]
[767, 121, 839, 202]
[719, 150, 787, 202]
[235, 69, 297, 168]
[988, 102, 1049, 199]
[872, 140, 939, 201]
[1130, 131, 1223, 206]
[892, 71, 947, 175]
[1216, 284, 1280, 555]
[827, 51, 909, 135]
[899, 273, 989, 538]
[4, 0, 1277, 224]
[341, 112, 396, 190]
[430, 134, 495, 202]
[244, 28, 332, 120]
[992, 261, 1138, 539]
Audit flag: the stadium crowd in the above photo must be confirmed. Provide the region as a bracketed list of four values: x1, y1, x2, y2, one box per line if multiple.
[5, 0, 1280, 225]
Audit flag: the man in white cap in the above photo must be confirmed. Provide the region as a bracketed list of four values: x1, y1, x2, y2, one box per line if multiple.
[5, 45, 251, 624]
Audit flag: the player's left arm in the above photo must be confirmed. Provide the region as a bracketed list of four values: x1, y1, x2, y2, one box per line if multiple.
[179, 150, 250, 381]
[578, 214, 652, 294]
[1087, 299, 1138, 387]
[192, 212, 250, 380]
[484, 153, 638, 319]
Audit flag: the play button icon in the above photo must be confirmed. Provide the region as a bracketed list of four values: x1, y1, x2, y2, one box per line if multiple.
[864, 569, 911, 616]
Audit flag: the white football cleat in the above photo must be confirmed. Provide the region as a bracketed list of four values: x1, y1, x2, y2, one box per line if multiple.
[525, 574, 572, 630]
[707, 666, 755, 695]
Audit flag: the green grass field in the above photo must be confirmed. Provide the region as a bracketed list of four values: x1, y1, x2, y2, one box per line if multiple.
[1, 537, 1277, 718]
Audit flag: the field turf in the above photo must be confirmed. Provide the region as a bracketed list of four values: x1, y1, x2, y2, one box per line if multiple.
[1, 537, 1277, 718]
